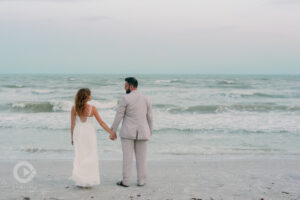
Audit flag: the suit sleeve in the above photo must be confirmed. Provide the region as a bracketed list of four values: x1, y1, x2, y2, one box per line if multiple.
[111, 96, 127, 133]
[146, 97, 153, 133]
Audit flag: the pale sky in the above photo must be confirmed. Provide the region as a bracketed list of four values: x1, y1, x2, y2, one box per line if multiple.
[0, 0, 299, 74]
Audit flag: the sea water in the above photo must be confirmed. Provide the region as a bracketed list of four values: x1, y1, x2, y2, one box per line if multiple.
[0, 74, 299, 160]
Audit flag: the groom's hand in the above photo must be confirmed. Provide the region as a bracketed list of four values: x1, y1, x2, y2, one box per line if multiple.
[110, 132, 117, 140]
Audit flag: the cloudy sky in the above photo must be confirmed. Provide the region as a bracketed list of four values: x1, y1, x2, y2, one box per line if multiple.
[0, 0, 299, 74]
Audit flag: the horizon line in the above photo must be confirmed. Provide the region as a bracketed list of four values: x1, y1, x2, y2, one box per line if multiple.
[0, 73, 300, 76]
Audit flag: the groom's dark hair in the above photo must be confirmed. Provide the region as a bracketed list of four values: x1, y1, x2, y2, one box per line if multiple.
[125, 77, 138, 88]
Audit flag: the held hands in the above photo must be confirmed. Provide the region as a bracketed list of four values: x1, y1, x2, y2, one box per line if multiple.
[110, 131, 117, 141]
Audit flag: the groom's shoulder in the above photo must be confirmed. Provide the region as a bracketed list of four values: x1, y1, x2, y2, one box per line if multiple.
[138, 92, 151, 104]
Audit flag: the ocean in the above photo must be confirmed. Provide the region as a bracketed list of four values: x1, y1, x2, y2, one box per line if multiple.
[0, 74, 299, 160]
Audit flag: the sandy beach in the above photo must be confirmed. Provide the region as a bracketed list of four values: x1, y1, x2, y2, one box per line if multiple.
[1, 157, 300, 200]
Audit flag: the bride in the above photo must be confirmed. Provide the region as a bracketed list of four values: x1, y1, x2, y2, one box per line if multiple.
[69, 88, 117, 188]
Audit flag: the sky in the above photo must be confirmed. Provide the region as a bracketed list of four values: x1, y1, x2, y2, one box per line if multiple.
[0, 0, 299, 74]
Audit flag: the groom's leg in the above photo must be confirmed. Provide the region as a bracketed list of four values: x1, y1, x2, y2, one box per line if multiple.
[134, 140, 147, 185]
[121, 138, 134, 186]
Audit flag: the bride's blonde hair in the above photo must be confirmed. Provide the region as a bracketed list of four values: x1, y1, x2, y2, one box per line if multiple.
[75, 88, 91, 117]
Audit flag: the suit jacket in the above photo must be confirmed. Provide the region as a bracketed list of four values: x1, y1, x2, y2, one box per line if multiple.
[111, 90, 153, 140]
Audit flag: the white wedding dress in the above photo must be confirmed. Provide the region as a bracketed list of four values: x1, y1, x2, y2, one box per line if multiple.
[69, 105, 100, 187]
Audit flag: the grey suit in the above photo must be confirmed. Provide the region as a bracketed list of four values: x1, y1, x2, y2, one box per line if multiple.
[111, 90, 153, 185]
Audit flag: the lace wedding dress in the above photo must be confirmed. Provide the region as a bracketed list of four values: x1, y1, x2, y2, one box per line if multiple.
[69, 105, 100, 187]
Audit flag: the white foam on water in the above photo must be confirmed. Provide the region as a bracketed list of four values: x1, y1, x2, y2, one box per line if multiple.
[154, 80, 171, 83]
[32, 89, 54, 94]
[12, 102, 26, 108]
[50, 100, 73, 112]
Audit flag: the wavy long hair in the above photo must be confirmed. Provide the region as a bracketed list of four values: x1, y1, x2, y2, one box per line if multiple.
[75, 88, 91, 117]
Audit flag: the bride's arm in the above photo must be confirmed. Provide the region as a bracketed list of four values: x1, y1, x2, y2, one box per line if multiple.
[92, 106, 117, 140]
[71, 106, 76, 145]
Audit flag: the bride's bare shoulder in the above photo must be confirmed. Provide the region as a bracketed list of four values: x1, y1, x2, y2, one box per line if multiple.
[91, 105, 97, 111]
[86, 104, 94, 109]
[91, 105, 99, 114]
[86, 104, 96, 115]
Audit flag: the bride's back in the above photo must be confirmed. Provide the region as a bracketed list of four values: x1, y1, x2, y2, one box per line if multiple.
[76, 104, 93, 124]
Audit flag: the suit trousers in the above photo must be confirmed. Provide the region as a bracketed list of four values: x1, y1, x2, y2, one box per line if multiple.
[121, 138, 148, 185]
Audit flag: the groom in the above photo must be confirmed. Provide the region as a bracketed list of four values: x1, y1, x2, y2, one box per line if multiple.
[111, 77, 153, 187]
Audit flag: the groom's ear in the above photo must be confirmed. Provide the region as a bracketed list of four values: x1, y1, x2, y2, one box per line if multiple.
[129, 85, 134, 91]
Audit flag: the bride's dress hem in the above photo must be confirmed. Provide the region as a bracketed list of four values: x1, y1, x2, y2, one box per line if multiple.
[69, 174, 100, 187]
